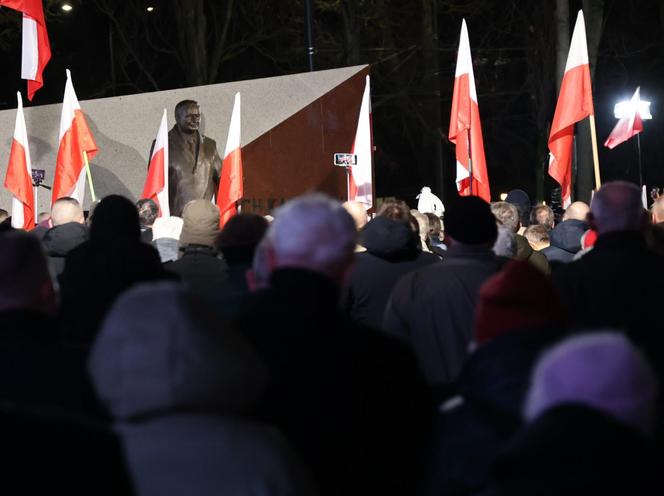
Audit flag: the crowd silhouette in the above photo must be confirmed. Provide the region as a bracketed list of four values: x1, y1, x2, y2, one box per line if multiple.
[0, 180, 662, 495]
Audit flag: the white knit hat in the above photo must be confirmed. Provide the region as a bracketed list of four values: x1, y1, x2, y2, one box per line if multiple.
[152, 216, 184, 241]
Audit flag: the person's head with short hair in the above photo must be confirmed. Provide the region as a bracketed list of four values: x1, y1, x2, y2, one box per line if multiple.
[410, 209, 430, 250]
[524, 224, 551, 251]
[265, 193, 356, 283]
[651, 196, 664, 224]
[0, 209, 9, 224]
[179, 200, 220, 248]
[530, 205, 555, 231]
[215, 213, 269, 265]
[588, 181, 647, 235]
[0, 231, 55, 313]
[136, 199, 159, 229]
[174, 100, 201, 134]
[524, 332, 658, 436]
[424, 212, 443, 242]
[563, 201, 590, 222]
[50, 197, 84, 226]
[490, 201, 520, 233]
[90, 195, 141, 243]
[377, 199, 419, 235]
[410, 209, 429, 238]
[342, 201, 369, 231]
[376, 199, 411, 223]
[444, 196, 498, 248]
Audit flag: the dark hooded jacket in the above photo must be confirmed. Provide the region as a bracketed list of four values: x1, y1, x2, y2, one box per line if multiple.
[542, 219, 586, 264]
[422, 327, 563, 496]
[343, 216, 439, 329]
[491, 404, 664, 496]
[41, 222, 89, 279]
[514, 235, 550, 274]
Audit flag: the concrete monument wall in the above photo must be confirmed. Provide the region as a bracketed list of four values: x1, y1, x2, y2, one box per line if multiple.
[0, 65, 370, 215]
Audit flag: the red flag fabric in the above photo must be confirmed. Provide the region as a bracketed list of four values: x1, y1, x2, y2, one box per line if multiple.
[52, 69, 98, 206]
[142, 109, 170, 216]
[548, 10, 595, 207]
[449, 19, 491, 202]
[4, 92, 34, 230]
[348, 75, 373, 209]
[604, 87, 644, 150]
[0, 0, 51, 100]
[216, 92, 243, 227]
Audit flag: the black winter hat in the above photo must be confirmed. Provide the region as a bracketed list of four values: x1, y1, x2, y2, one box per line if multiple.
[444, 196, 497, 245]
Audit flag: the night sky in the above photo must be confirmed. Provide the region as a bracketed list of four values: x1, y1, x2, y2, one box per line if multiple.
[0, 0, 662, 205]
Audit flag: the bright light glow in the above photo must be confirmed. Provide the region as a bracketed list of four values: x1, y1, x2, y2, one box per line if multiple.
[146, 6, 154, 12]
[499, 193, 508, 201]
[614, 99, 652, 120]
[61, 3, 73, 12]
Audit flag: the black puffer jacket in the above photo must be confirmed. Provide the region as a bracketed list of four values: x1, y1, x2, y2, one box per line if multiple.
[41, 222, 89, 279]
[542, 219, 586, 264]
[343, 217, 439, 329]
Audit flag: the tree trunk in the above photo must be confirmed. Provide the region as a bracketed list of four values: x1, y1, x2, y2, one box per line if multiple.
[420, 0, 445, 200]
[173, 0, 208, 86]
[555, 0, 570, 94]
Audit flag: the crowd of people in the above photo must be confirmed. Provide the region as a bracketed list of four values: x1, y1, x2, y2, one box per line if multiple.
[0, 180, 663, 495]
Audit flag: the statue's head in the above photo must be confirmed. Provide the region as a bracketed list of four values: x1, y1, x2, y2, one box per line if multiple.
[175, 100, 201, 134]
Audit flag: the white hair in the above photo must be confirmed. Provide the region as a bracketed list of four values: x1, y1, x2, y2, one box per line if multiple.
[266, 193, 356, 278]
[590, 181, 644, 234]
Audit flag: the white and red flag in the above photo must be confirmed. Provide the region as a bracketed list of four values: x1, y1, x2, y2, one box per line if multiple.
[0, 0, 51, 100]
[4, 92, 34, 230]
[348, 75, 374, 209]
[142, 109, 170, 217]
[216, 92, 243, 227]
[449, 20, 491, 202]
[604, 87, 644, 150]
[548, 10, 595, 207]
[51, 69, 98, 206]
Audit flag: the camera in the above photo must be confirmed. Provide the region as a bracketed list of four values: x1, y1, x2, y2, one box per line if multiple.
[32, 169, 45, 186]
[333, 153, 357, 166]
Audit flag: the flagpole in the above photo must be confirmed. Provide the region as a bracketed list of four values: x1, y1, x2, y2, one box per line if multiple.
[589, 114, 601, 189]
[637, 133, 644, 188]
[467, 128, 473, 196]
[83, 150, 97, 202]
[346, 166, 351, 200]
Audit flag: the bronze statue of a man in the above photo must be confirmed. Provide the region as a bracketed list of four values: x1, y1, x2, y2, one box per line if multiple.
[167, 100, 222, 217]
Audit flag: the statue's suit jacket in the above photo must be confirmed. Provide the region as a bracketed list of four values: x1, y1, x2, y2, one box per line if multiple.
[165, 127, 221, 217]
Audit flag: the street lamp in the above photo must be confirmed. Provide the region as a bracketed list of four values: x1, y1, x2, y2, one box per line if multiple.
[613, 98, 652, 120]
